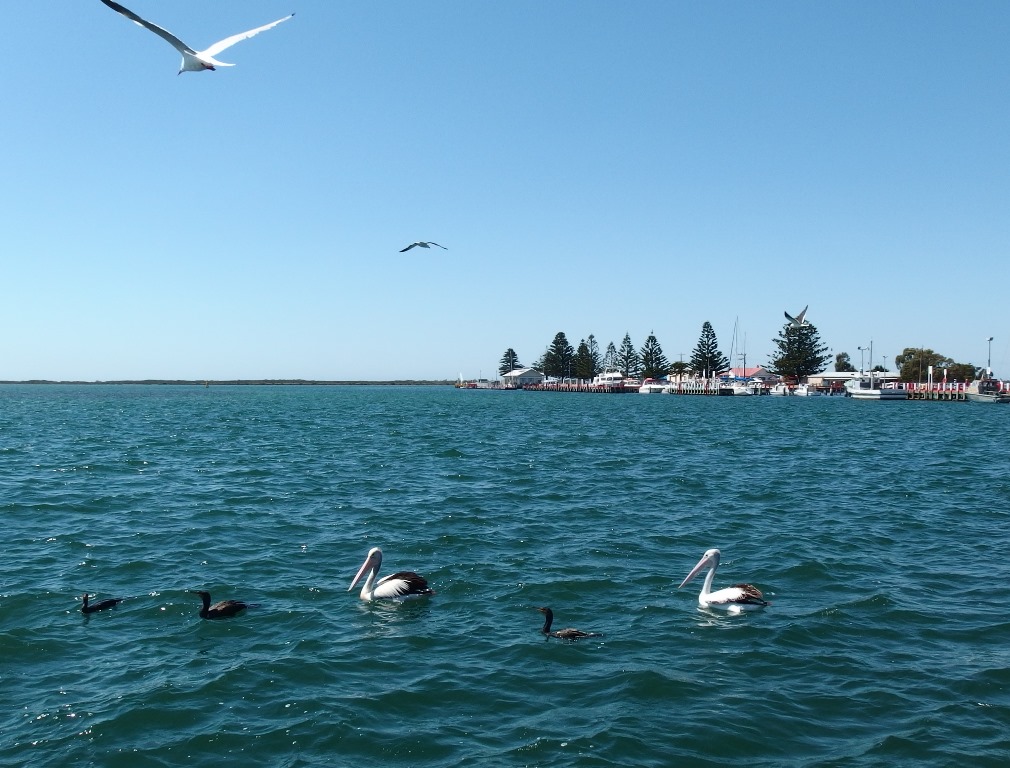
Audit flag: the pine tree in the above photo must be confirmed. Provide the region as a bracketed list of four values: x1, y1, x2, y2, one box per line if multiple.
[690, 322, 730, 377]
[602, 341, 618, 372]
[586, 334, 602, 379]
[768, 323, 831, 381]
[572, 340, 594, 380]
[640, 331, 670, 379]
[542, 332, 575, 379]
[498, 348, 522, 376]
[617, 333, 641, 378]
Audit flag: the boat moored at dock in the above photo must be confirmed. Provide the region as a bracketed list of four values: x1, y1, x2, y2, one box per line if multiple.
[844, 373, 908, 400]
[793, 383, 823, 397]
[964, 378, 1010, 404]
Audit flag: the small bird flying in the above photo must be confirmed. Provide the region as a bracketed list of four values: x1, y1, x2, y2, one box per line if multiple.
[399, 242, 447, 253]
[784, 305, 809, 327]
[99, 0, 294, 74]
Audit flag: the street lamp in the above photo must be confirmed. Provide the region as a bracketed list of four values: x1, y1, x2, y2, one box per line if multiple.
[987, 336, 994, 375]
[857, 345, 868, 371]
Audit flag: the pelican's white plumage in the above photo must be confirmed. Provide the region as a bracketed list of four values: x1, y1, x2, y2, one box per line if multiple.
[679, 548, 768, 612]
[784, 305, 809, 327]
[348, 547, 435, 601]
[400, 242, 447, 253]
[99, 0, 294, 74]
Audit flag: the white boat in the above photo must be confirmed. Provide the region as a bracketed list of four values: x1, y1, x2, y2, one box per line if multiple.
[717, 380, 752, 396]
[593, 370, 625, 388]
[844, 374, 907, 400]
[638, 379, 666, 394]
[769, 383, 791, 396]
[793, 383, 823, 397]
[964, 378, 1010, 404]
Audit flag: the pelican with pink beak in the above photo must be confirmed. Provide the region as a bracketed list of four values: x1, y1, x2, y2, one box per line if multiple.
[348, 547, 435, 601]
[679, 548, 768, 612]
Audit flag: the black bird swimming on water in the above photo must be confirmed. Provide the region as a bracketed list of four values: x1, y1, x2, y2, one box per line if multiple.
[81, 593, 123, 614]
[191, 590, 248, 619]
[537, 607, 603, 641]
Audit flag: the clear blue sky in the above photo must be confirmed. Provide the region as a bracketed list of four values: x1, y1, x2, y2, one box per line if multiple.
[4, 1, 1008, 380]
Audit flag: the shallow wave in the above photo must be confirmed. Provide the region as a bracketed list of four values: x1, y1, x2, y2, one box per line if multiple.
[3, 386, 1010, 766]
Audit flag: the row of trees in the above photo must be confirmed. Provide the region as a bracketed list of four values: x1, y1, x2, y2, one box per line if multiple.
[833, 349, 978, 381]
[499, 321, 834, 381]
[503, 323, 983, 384]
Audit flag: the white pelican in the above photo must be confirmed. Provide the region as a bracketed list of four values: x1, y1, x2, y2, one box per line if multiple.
[537, 607, 603, 641]
[399, 241, 447, 252]
[784, 305, 809, 327]
[99, 0, 294, 75]
[678, 548, 768, 612]
[348, 547, 435, 601]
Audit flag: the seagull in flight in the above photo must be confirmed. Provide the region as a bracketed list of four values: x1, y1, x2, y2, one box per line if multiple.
[99, 0, 294, 74]
[400, 242, 447, 253]
[784, 305, 809, 327]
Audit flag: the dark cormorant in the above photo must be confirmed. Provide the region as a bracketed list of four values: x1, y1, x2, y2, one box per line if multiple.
[537, 607, 603, 641]
[81, 593, 123, 614]
[191, 590, 248, 619]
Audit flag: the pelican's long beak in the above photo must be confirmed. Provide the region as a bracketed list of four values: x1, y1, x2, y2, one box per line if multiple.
[679, 553, 713, 589]
[348, 553, 377, 591]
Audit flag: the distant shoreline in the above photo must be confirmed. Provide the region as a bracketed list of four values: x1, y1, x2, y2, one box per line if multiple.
[0, 379, 456, 386]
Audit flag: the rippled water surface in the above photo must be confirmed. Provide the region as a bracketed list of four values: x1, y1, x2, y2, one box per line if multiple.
[2, 384, 1009, 767]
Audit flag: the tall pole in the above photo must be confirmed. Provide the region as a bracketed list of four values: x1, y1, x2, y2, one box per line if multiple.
[987, 336, 994, 374]
[857, 344, 870, 372]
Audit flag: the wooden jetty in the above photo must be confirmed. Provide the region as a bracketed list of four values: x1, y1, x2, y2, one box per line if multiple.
[523, 381, 636, 394]
[522, 379, 724, 394]
[904, 383, 967, 401]
[520, 380, 979, 401]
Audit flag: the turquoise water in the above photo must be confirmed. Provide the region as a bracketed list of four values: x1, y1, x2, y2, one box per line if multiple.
[2, 384, 1009, 767]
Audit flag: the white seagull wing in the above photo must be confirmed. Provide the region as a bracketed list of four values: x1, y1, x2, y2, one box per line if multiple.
[200, 13, 295, 58]
[100, 0, 197, 55]
[400, 243, 419, 252]
[427, 242, 447, 249]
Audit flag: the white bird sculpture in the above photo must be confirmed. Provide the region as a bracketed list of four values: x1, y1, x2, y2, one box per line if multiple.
[784, 305, 809, 327]
[400, 242, 447, 253]
[679, 548, 769, 612]
[99, 0, 294, 74]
